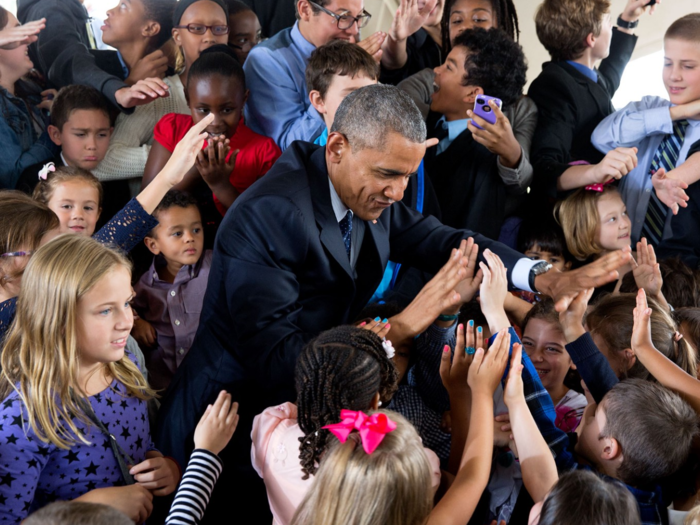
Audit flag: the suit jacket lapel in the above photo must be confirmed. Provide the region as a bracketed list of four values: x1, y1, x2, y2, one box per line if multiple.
[307, 147, 354, 279]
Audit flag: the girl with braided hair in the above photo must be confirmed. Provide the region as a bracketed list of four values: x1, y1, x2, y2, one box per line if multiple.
[251, 325, 441, 525]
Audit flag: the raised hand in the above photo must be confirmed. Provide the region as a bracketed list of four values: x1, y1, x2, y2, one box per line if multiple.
[558, 287, 593, 343]
[440, 323, 472, 396]
[631, 288, 654, 354]
[467, 100, 522, 168]
[357, 31, 385, 63]
[359, 317, 392, 339]
[621, 0, 661, 24]
[632, 238, 663, 299]
[479, 249, 509, 332]
[503, 342, 525, 408]
[389, 0, 437, 42]
[160, 113, 214, 186]
[115, 77, 170, 109]
[453, 238, 484, 305]
[196, 135, 237, 186]
[652, 168, 689, 215]
[467, 329, 510, 396]
[0, 18, 45, 49]
[194, 390, 240, 455]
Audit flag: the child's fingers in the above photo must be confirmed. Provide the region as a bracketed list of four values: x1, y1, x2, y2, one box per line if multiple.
[226, 402, 240, 425]
[377, 321, 391, 338]
[217, 393, 232, 421]
[510, 343, 523, 376]
[439, 345, 451, 382]
[476, 325, 484, 350]
[463, 321, 472, 353]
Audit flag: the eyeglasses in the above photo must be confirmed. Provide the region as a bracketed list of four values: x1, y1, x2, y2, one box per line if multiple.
[174, 24, 230, 36]
[0, 251, 33, 258]
[307, 1, 372, 30]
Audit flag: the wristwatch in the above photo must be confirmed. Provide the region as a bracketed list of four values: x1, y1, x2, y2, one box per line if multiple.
[528, 261, 553, 294]
[616, 15, 639, 29]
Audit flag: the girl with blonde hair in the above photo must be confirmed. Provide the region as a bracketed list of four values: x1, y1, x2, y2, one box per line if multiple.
[0, 235, 178, 523]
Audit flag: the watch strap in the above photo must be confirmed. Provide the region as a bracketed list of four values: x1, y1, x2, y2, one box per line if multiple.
[617, 15, 639, 29]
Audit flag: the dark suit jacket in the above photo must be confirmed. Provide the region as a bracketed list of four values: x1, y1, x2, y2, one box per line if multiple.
[156, 141, 526, 470]
[528, 28, 637, 201]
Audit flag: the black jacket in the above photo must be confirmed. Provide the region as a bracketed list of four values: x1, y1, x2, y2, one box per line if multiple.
[528, 28, 637, 201]
[380, 28, 443, 86]
[18, 0, 130, 112]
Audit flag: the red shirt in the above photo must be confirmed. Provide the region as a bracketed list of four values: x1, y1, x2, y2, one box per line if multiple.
[154, 113, 281, 214]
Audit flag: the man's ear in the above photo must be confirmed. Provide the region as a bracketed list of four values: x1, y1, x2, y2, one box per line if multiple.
[297, 0, 313, 21]
[585, 32, 596, 49]
[48, 125, 62, 146]
[143, 21, 161, 40]
[326, 131, 348, 164]
[461, 85, 484, 106]
[309, 90, 326, 115]
[144, 236, 160, 256]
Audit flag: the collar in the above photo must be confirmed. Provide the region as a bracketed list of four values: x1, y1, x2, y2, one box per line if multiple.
[150, 252, 204, 285]
[328, 176, 350, 223]
[116, 51, 129, 80]
[314, 127, 329, 146]
[292, 21, 317, 56]
[565, 60, 598, 83]
[444, 117, 469, 141]
[60, 152, 69, 167]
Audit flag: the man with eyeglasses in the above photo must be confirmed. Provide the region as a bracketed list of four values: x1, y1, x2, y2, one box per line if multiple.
[17, 0, 170, 113]
[243, 0, 386, 151]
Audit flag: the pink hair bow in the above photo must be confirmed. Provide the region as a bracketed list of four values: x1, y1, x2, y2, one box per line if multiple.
[323, 409, 397, 454]
[584, 178, 614, 192]
[38, 162, 55, 180]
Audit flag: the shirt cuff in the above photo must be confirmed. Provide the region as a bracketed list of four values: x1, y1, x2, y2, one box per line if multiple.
[645, 105, 673, 135]
[496, 147, 525, 183]
[512, 258, 540, 292]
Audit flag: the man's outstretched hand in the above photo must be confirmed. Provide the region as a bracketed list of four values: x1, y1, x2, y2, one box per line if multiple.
[534, 248, 632, 311]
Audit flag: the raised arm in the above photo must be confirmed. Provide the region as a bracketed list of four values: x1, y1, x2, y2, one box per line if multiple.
[631, 289, 700, 414]
[504, 343, 558, 502]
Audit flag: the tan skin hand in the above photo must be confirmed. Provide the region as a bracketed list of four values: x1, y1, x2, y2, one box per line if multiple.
[131, 318, 157, 349]
[0, 18, 45, 49]
[357, 31, 386, 62]
[651, 168, 689, 215]
[194, 390, 240, 455]
[125, 49, 169, 85]
[75, 484, 153, 523]
[115, 77, 170, 109]
[466, 100, 521, 168]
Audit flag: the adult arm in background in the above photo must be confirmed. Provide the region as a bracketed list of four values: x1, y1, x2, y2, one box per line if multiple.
[243, 45, 325, 150]
[386, 199, 631, 311]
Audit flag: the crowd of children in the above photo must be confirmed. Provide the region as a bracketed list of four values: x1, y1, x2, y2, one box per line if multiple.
[0, 0, 699, 523]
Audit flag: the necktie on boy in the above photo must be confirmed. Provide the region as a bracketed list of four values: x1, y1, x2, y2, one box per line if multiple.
[339, 210, 353, 260]
[642, 119, 689, 247]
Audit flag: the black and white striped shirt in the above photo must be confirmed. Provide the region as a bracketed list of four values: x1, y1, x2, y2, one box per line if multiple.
[165, 449, 223, 525]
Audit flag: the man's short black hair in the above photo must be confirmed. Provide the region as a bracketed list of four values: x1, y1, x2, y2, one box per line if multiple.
[453, 27, 527, 108]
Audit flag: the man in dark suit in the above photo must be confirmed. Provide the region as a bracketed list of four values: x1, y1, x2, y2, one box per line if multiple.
[155, 85, 629, 522]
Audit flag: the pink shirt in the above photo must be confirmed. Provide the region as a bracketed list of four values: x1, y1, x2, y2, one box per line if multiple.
[251, 402, 441, 525]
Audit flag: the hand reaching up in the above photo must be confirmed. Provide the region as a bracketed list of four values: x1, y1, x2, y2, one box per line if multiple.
[0, 18, 44, 49]
[631, 288, 654, 354]
[479, 250, 509, 334]
[632, 238, 663, 300]
[440, 323, 471, 396]
[652, 168, 689, 215]
[357, 31, 385, 63]
[503, 343, 525, 408]
[558, 287, 593, 343]
[160, 113, 214, 186]
[194, 390, 240, 455]
[467, 329, 510, 397]
[453, 238, 484, 305]
[388, 0, 438, 42]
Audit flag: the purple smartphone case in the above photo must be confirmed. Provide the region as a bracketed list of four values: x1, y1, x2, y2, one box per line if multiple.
[472, 95, 502, 130]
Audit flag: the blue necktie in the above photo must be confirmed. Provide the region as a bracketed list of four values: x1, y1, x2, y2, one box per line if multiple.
[339, 210, 352, 260]
[642, 120, 689, 247]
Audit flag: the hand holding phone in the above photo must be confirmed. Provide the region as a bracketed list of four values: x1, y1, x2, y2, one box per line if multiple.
[471, 95, 502, 130]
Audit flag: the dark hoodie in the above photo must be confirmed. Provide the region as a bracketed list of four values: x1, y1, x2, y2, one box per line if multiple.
[17, 0, 130, 112]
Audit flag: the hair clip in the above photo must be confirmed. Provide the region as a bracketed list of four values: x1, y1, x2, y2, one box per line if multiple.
[323, 409, 397, 454]
[38, 162, 55, 180]
[584, 178, 614, 192]
[382, 339, 395, 359]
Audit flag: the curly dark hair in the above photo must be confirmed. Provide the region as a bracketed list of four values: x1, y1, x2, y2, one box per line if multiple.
[295, 325, 399, 479]
[452, 27, 527, 108]
[441, 0, 520, 53]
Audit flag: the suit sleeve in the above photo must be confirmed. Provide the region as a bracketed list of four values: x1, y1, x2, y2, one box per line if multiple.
[27, 5, 129, 111]
[528, 72, 580, 199]
[387, 201, 531, 289]
[243, 46, 325, 150]
[215, 195, 314, 387]
[597, 28, 637, 98]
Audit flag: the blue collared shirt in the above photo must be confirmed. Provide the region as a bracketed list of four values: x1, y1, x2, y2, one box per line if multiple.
[591, 95, 700, 242]
[116, 50, 129, 79]
[435, 117, 469, 155]
[566, 60, 599, 83]
[243, 22, 325, 150]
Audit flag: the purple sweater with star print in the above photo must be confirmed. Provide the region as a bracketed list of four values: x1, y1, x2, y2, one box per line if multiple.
[0, 354, 156, 522]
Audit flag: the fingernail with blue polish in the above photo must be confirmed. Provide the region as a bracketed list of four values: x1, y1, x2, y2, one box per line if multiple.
[382, 318, 388, 323]
[477, 326, 483, 334]
[374, 317, 381, 322]
[468, 320, 474, 327]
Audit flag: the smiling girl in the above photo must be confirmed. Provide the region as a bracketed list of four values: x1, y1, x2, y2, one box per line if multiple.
[0, 6, 58, 190]
[142, 45, 280, 215]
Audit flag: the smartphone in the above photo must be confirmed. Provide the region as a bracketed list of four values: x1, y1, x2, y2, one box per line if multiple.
[472, 95, 502, 130]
